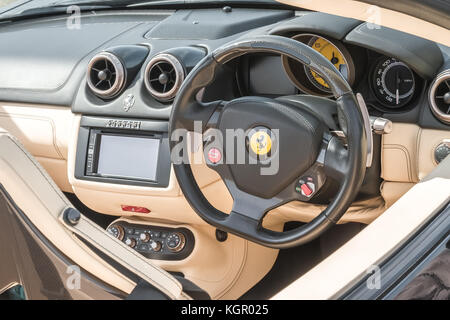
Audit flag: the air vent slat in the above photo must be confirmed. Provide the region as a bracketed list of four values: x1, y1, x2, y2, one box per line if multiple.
[144, 53, 185, 102]
[87, 52, 126, 99]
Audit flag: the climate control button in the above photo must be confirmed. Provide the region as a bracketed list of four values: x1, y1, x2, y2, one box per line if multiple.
[125, 238, 137, 248]
[139, 232, 151, 243]
[150, 240, 162, 252]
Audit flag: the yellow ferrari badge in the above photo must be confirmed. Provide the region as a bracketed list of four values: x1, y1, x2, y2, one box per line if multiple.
[249, 130, 272, 156]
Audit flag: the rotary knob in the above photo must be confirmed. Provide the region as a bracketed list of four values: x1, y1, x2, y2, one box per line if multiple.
[166, 232, 186, 253]
[435, 140, 450, 164]
[139, 232, 151, 243]
[150, 240, 162, 252]
[125, 238, 136, 248]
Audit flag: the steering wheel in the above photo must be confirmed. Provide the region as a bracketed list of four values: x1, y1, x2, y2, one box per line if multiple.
[169, 35, 367, 249]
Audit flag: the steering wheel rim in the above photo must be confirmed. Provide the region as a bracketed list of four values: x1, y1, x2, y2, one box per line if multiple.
[169, 35, 367, 249]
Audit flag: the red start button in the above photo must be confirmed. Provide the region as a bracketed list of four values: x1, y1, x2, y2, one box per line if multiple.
[207, 147, 222, 164]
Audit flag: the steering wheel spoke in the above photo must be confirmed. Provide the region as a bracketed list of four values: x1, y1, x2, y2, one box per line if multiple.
[321, 135, 349, 181]
[175, 99, 225, 133]
[229, 182, 288, 221]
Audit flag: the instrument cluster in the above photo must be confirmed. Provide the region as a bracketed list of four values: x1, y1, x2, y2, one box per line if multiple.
[281, 33, 422, 112]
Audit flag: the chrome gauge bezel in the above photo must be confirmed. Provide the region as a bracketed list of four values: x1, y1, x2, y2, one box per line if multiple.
[371, 57, 416, 109]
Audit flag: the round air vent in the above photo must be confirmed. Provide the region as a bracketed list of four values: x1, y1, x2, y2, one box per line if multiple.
[429, 69, 450, 124]
[87, 52, 126, 99]
[144, 53, 185, 102]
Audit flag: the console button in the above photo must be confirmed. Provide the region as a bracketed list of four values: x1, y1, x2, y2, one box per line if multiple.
[125, 238, 136, 248]
[207, 147, 222, 164]
[150, 240, 162, 252]
[139, 232, 151, 243]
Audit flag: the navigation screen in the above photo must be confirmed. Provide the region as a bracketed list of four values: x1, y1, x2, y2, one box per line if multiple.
[96, 134, 160, 181]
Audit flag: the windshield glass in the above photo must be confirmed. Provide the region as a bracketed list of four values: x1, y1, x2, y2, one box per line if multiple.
[0, 0, 162, 18]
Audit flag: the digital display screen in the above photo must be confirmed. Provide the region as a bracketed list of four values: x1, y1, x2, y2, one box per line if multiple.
[96, 135, 160, 181]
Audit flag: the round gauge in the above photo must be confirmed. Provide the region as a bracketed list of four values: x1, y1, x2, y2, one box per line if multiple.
[304, 36, 352, 93]
[281, 34, 355, 97]
[372, 57, 415, 108]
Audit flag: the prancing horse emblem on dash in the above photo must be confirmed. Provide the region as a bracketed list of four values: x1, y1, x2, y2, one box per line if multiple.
[123, 94, 135, 112]
[249, 127, 273, 156]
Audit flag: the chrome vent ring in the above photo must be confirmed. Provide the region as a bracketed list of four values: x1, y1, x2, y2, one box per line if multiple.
[144, 53, 185, 102]
[429, 69, 450, 124]
[87, 52, 126, 99]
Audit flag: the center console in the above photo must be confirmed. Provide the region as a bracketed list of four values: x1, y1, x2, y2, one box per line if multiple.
[107, 221, 195, 261]
[74, 116, 171, 187]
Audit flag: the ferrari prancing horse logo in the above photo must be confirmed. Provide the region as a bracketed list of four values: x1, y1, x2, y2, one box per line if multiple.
[249, 128, 272, 156]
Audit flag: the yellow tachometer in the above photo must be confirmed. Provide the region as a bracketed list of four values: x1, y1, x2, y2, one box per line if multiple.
[282, 34, 355, 97]
[305, 36, 350, 92]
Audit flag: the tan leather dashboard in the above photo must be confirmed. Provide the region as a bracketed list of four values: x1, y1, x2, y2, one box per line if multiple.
[0, 102, 74, 192]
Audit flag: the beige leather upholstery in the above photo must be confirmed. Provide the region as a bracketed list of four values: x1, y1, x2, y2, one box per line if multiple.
[0, 102, 73, 192]
[381, 123, 420, 183]
[0, 130, 187, 300]
[272, 155, 450, 300]
[380, 181, 414, 208]
[381, 123, 450, 206]
[265, 196, 385, 226]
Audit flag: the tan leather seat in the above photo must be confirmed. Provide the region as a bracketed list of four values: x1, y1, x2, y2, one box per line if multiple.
[0, 129, 190, 300]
